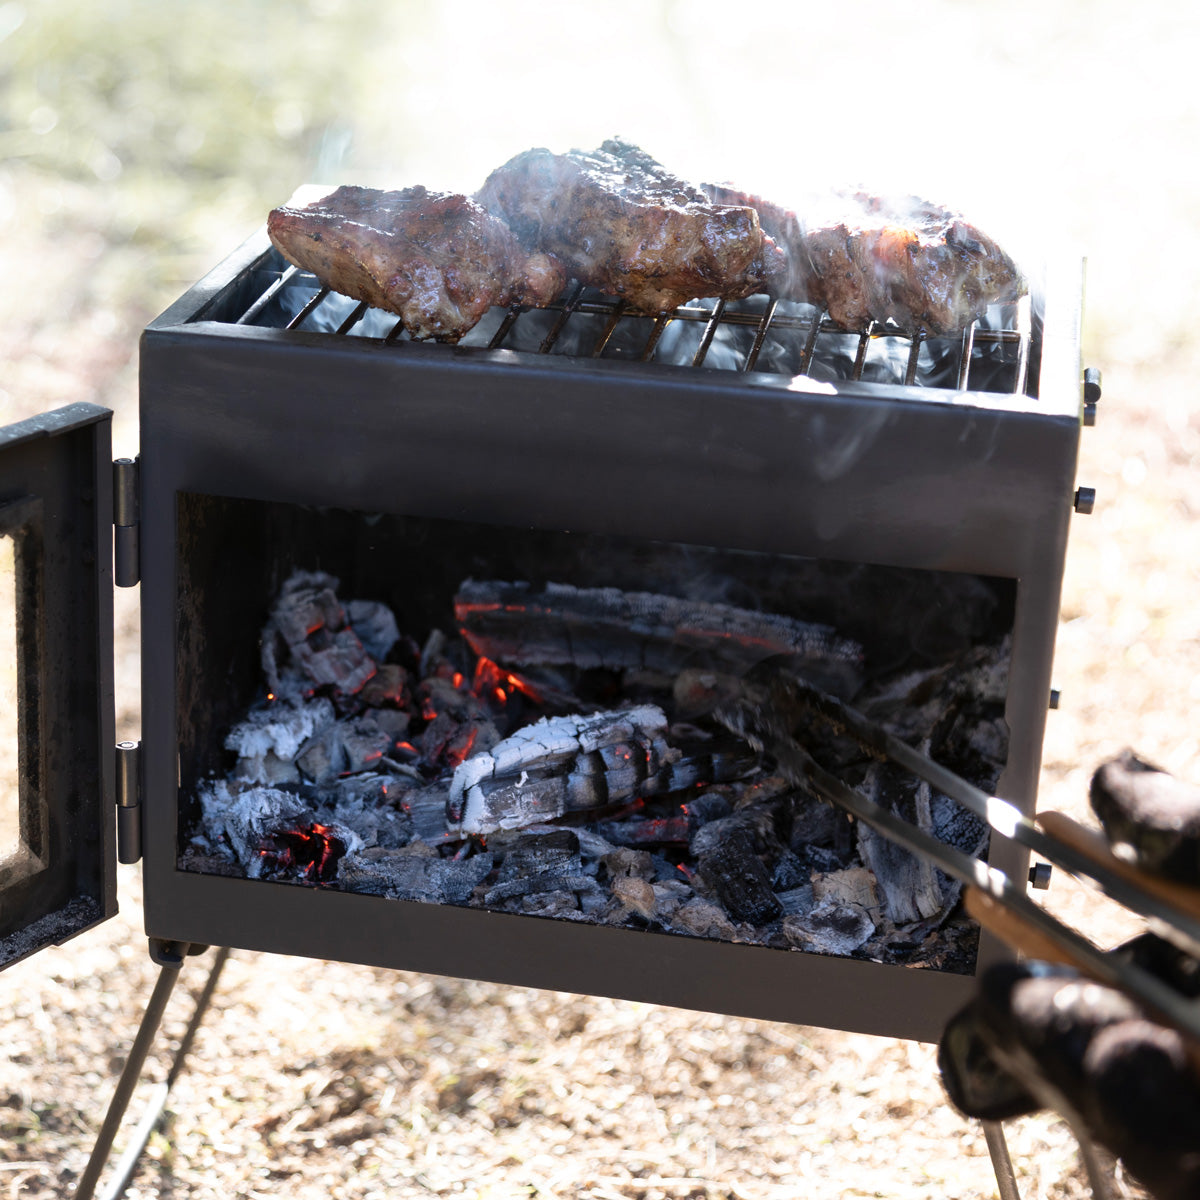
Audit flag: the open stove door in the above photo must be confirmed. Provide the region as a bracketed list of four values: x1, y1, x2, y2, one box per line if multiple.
[0, 403, 117, 971]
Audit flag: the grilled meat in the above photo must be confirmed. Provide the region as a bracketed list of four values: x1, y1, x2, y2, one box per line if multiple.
[706, 184, 1024, 334]
[477, 138, 787, 313]
[268, 185, 567, 342]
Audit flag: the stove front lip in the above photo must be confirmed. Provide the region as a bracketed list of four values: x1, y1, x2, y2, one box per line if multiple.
[134, 254, 1082, 1042]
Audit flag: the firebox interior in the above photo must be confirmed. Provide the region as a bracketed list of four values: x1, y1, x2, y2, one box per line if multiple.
[176, 489, 1017, 978]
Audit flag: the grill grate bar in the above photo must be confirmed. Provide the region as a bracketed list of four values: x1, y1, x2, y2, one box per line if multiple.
[800, 310, 825, 376]
[691, 300, 726, 367]
[538, 282, 586, 354]
[851, 324, 875, 381]
[236, 265, 300, 326]
[742, 299, 779, 372]
[591, 300, 627, 357]
[957, 322, 977, 390]
[489, 304, 524, 350]
[904, 332, 924, 386]
[641, 313, 672, 361]
[286, 286, 331, 331]
[336, 302, 370, 336]
[385, 318, 407, 343]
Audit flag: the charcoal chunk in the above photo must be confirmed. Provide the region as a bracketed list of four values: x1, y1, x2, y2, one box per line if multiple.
[698, 830, 782, 924]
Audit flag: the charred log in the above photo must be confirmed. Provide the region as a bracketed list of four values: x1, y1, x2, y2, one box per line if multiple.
[455, 579, 864, 699]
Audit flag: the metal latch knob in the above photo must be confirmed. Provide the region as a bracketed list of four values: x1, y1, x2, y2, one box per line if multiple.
[1028, 862, 1053, 890]
[1074, 486, 1096, 515]
[1082, 367, 1102, 427]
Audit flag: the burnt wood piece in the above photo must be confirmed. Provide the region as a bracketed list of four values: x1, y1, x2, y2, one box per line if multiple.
[261, 570, 378, 698]
[268, 185, 566, 342]
[697, 829, 782, 925]
[338, 846, 495, 902]
[939, 963, 1200, 1200]
[476, 137, 786, 312]
[455, 579, 864, 698]
[448, 706, 679, 835]
[1091, 751, 1200, 885]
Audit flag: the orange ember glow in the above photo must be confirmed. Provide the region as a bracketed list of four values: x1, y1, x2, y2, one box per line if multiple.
[266, 692, 276, 701]
[446, 726, 479, 768]
[452, 672, 464, 689]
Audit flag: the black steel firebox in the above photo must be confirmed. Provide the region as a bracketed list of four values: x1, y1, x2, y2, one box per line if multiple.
[0, 227, 1086, 1044]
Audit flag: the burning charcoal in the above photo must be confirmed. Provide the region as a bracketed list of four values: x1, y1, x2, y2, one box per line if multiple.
[198, 781, 310, 870]
[782, 901, 875, 956]
[697, 830, 783, 925]
[596, 814, 691, 848]
[670, 897, 738, 941]
[1091, 750, 1200, 884]
[484, 830, 600, 904]
[775, 885, 816, 916]
[689, 803, 782, 860]
[455, 579, 865, 698]
[326, 774, 413, 849]
[295, 716, 396, 786]
[261, 570, 377, 698]
[338, 845, 494, 903]
[788, 794, 853, 853]
[358, 663, 412, 710]
[683, 790, 732, 828]
[448, 705, 677, 834]
[395, 782, 457, 846]
[344, 598, 400, 663]
[225, 697, 336, 785]
[259, 818, 358, 883]
[770, 849, 808, 891]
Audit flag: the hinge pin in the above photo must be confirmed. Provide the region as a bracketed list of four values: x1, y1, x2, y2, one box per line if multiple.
[113, 457, 140, 587]
[116, 739, 142, 863]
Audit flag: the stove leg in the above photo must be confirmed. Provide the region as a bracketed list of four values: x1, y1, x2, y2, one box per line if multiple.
[73, 942, 231, 1200]
[982, 1121, 1022, 1200]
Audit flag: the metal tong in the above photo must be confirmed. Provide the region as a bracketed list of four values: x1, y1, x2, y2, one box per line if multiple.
[715, 668, 1200, 1056]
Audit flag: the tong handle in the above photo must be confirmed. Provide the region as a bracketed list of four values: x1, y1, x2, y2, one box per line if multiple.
[1037, 811, 1200, 923]
[965, 886, 1083, 972]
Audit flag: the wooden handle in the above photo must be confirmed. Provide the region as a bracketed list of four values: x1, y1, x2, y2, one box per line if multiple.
[1037, 810, 1200, 923]
[964, 886, 1086, 970]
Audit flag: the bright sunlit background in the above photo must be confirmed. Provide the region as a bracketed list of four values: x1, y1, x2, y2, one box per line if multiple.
[2, 3, 1200, 1197]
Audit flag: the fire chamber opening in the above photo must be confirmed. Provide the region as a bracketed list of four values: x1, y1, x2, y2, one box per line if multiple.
[176, 494, 1017, 976]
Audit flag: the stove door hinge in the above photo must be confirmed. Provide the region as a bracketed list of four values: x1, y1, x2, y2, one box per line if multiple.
[113, 455, 140, 587]
[116, 739, 142, 863]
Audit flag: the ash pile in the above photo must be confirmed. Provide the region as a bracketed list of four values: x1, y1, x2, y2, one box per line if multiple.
[185, 570, 1010, 971]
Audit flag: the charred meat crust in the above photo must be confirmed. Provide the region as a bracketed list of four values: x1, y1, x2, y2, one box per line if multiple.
[267, 184, 567, 342]
[477, 138, 787, 313]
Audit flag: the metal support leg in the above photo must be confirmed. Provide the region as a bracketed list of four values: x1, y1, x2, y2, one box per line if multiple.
[982, 1121, 1022, 1200]
[74, 943, 231, 1200]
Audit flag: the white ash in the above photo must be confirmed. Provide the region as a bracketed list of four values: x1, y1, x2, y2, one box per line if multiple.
[225, 697, 336, 778]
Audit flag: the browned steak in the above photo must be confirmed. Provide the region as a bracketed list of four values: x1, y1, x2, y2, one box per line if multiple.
[706, 184, 1024, 334]
[477, 138, 786, 313]
[268, 185, 567, 342]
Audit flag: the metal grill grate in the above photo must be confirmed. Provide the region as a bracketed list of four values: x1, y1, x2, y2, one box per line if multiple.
[213, 250, 1034, 396]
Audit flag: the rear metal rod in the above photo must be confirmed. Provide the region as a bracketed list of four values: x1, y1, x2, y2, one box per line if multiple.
[285, 286, 330, 331]
[851, 323, 875, 380]
[489, 303, 525, 350]
[904, 332, 924, 386]
[336, 301, 370, 336]
[743, 298, 778, 372]
[800, 310, 824, 376]
[591, 300, 627, 357]
[957, 321, 977, 390]
[538, 282, 586, 354]
[691, 300, 726, 367]
[641, 313, 672, 361]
